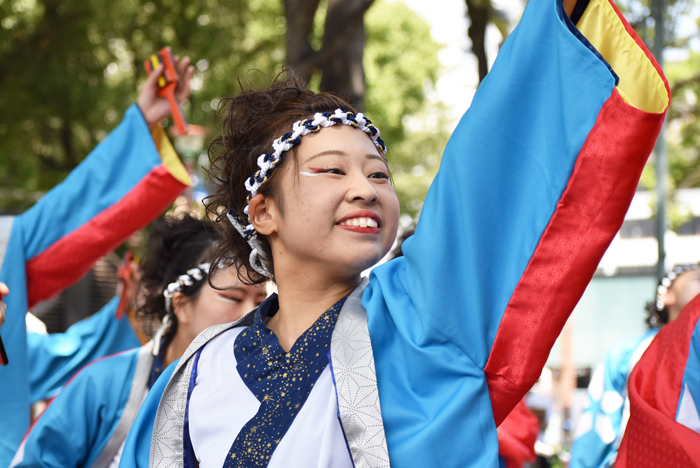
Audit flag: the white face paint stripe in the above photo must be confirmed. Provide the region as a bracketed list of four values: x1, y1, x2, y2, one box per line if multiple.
[215, 294, 239, 305]
[299, 171, 319, 177]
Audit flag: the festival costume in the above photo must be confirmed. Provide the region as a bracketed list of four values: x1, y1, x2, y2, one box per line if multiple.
[614, 296, 700, 467]
[121, 0, 669, 465]
[28, 296, 142, 404]
[11, 342, 166, 468]
[497, 400, 539, 468]
[0, 104, 190, 467]
[570, 329, 657, 468]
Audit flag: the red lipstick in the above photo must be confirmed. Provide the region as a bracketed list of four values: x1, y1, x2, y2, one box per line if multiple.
[336, 210, 381, 234]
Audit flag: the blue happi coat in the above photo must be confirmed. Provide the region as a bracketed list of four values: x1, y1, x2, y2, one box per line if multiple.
[120, 0, 669, 466]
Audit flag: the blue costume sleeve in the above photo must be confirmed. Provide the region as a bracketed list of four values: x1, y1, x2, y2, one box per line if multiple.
[120, 361, 178, 468]
[0, 105, 188, 466]
[28, 296, 141, 403]
[10, 350, 138, 468]
[364, 0, 667, 464]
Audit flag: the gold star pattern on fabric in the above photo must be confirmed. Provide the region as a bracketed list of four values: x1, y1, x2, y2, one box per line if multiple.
[222, 295, 347, 468]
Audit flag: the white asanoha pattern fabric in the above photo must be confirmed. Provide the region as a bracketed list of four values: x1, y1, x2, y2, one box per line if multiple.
[330, 278, 389, 468]
[149, 279, 388, 468]
[150, 319, 253, 468]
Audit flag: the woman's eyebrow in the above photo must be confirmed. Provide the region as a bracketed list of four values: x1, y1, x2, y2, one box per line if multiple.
[305, 149, 384, 163]
[305, 149, 347, 163]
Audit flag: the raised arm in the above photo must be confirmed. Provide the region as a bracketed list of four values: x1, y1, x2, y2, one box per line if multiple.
[0, 58, 192, 466]
[390, 0, 668, 424]
[22, 59, 193, 308]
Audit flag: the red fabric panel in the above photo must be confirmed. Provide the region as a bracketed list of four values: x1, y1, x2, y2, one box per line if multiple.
[615, 296, 700, 467]
[26, 165, 186, 309]
[497, 399, 538, 468]
[484, 90, 664, 426]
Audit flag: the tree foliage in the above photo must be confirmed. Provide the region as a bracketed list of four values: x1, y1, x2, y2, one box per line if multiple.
[0, 0, 446, 218]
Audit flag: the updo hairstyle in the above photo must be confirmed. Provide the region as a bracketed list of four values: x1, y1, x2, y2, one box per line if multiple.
[137, 214, 221, 341]
[205, 70, 356, 285]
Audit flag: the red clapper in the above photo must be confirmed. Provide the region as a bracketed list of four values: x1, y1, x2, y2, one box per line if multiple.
[0, 292, 7, 366]
[144, 46, 188, 136]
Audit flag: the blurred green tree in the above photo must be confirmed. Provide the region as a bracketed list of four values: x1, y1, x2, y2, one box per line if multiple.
[615, 0, 700, 230]
[0, 0, 447, 218]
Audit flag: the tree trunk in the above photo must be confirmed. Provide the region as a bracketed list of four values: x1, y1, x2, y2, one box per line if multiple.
[284, 0, 322, 83]
[319, 0, 367, 111]
[465, 0, 491, 83]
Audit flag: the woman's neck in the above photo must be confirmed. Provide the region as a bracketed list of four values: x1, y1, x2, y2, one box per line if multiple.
[162, 330, 192, 368]
[268, 271, 360, 352]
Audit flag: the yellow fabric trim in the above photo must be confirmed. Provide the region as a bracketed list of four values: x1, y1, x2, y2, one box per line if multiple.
[151, 126, 191, 186]
[577, 0, 668, 113]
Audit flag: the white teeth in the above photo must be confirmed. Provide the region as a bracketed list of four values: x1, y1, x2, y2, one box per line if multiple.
[340, 217, 379, 228]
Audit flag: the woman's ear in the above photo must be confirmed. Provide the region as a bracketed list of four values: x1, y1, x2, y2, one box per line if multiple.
[171, 291, 192, 325]
[663, 289, 677, 309]
[248, 193, 279, 236]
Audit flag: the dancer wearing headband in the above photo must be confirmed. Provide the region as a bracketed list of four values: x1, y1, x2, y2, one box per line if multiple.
[571, 265, 700, 468]
[615, 274, 700, 466]
[122, 0, 669, 465]
[0, 57, 194, 465]
[10, 215, 267, 468]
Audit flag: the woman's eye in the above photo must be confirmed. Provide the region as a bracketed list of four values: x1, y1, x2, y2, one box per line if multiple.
[217, 294, 243, 304]
[308, 167, 344, 175]
[369, 172, 389, 180]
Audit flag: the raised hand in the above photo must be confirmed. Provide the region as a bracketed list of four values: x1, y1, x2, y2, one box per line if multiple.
[137, 56, 195, 130]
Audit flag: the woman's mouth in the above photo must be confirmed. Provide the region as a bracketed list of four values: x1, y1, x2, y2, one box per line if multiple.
[337, 211, 381, 234]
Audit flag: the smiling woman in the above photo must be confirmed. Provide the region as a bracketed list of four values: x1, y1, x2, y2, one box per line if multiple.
[121, 0, 669, 464]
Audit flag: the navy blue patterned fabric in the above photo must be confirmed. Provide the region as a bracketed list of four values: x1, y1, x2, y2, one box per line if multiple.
[222, 294, 346, 468]
[148, 338, 168, 389]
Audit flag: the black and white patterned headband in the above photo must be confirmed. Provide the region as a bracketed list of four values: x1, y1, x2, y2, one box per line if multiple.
[162, 262, 211, 313]
[655, 264, 699, 312]
[227, 109, 387, 278]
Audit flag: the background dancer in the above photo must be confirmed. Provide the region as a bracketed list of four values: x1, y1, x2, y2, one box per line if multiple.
[0, 56, 194, 466]
[615, 287, 700, 466]
[27, 255, 142, 406]
[10, 215, 267, 468]
[571, 265, 700, 468]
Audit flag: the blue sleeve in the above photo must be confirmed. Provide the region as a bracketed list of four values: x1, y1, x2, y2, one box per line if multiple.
[120, 360, 178, 468]
[20, 105, 188, 309]
[0, 106, 185, 467]
[372, 0, 615, 369]
[11, 350, 138, 468]
[28, 296, 141, 403]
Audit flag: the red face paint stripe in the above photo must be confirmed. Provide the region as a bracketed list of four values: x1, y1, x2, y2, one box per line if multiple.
[616, 297, 700, 466]
[25, 165, 186, 309]
[484, 90, 665, 426]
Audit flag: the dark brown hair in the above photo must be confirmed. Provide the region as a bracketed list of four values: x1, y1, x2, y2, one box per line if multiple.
[205, 70, 356, 284]
[137, 214, 220, 341]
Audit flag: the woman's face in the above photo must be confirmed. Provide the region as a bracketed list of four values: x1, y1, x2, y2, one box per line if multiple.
[183, 267, 268, 338]
[261, 125, 400, 279]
